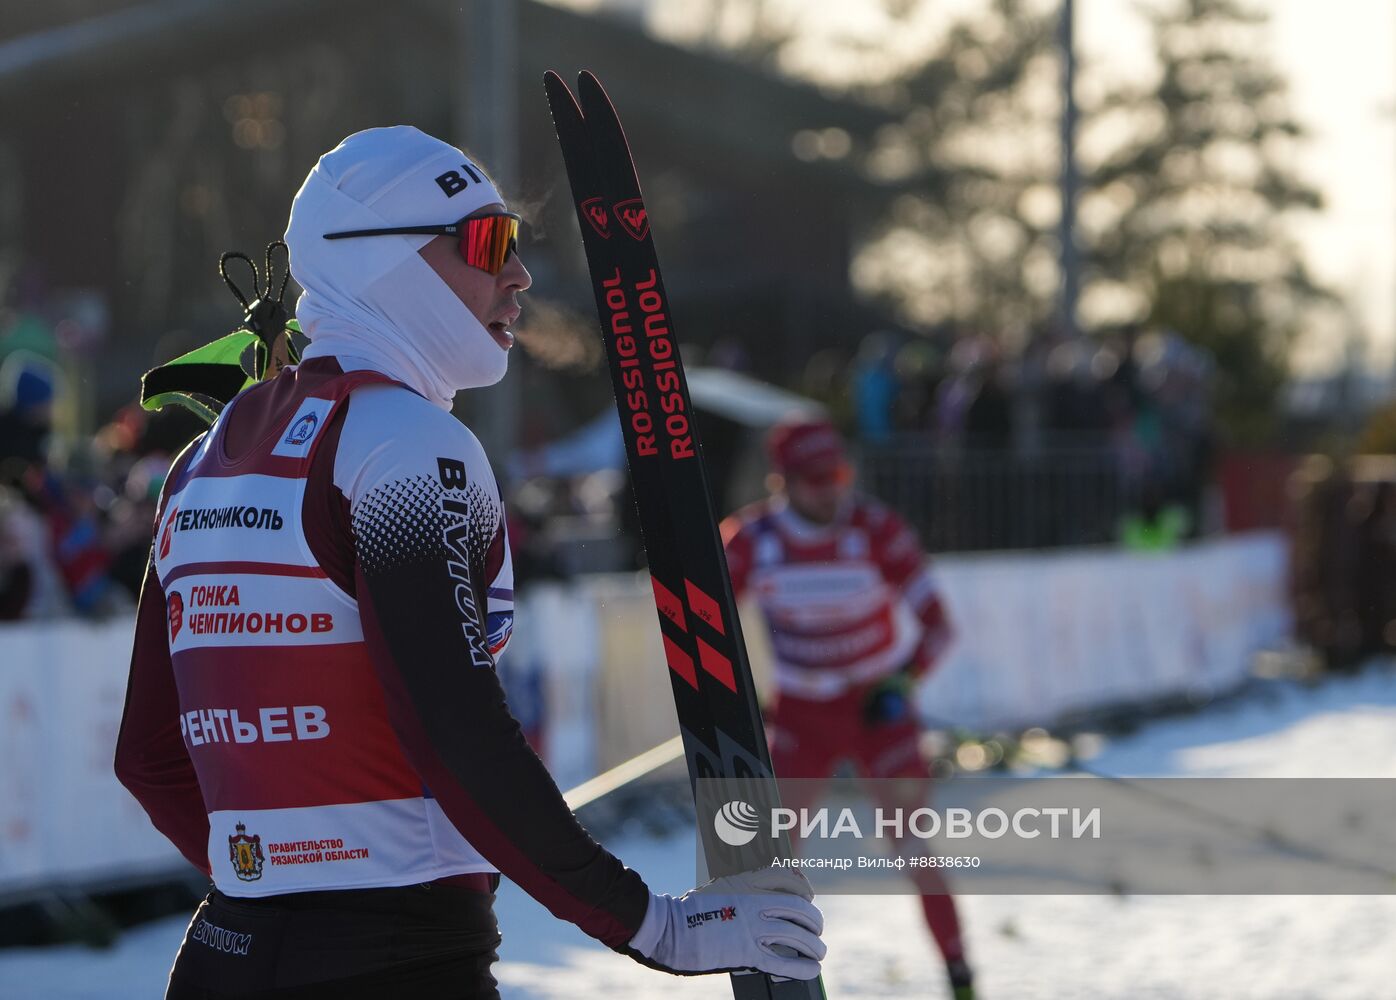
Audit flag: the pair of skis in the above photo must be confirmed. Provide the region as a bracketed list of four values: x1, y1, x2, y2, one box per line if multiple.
[544, 72, 827, 1000]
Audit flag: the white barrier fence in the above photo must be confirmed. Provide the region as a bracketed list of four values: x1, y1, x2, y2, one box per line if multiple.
[0, 619, 185, 899]
[575, 532, 1291, 766]
[923, 532, 1290, 730]
[0, 532, 1288, 897]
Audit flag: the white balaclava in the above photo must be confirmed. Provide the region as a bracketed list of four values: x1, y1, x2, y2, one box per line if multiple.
[284, 126, 510, 409]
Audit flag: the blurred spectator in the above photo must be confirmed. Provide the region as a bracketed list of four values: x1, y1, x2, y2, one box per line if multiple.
[933, 340, 977, 447]
[964, 355, 1012, 451]
[0, 353, 57, 474]
[106, 454, 169, 601]
[935, 337, 1011, 450]
[0, 486, 35, 619]
[798, 348, 853, 429]
[505, 505, 566, 587]
[852, 332, 898, 442]
[0, 483, 66, 619]
[0, 265, 60, 364]
[891, 339, 943, 432]
[1044, 339, 1110, 445]
[28, 468, 121, 616]
[0, 386, 188, 622]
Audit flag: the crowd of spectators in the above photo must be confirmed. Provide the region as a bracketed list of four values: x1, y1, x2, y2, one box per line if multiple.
[847, 326, 1212, 485]
[825, 325, 1216, 550]
[0, 316, 198, 622]
[495, 323, 1221, 562]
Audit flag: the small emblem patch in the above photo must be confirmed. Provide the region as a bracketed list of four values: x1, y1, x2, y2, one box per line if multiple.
[228, 822, 266, 882]
[168, 590, 184, 640]
[270, 398, 334, 458]
[284, 411, 318, 446]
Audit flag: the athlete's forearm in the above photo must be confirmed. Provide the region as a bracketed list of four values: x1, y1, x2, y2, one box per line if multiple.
[353, 552, 649, 949]
[910, 597, 954, 678]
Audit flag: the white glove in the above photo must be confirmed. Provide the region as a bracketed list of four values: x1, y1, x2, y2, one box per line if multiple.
[625, 866, 825, 980]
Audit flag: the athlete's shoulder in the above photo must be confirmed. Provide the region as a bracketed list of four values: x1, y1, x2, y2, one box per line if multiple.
[732, 496, 781, 525]
[720, 497, 778, 543]
[347, 383, 485, 450]
[159, 432, 208, 499]
[851, 495, 925, 572]
[336, 384, 495, 502]
[850, 493, 905, 532]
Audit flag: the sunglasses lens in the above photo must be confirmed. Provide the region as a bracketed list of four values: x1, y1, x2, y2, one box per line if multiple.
[459, 214, 519, 274]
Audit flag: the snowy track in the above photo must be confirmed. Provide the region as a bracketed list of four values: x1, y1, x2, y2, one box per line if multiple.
[4, 668, 1395, 999]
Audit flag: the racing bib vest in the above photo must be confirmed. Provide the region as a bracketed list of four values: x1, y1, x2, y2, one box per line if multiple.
[153, 370, 497, 895]
[723, 496, 952, 701]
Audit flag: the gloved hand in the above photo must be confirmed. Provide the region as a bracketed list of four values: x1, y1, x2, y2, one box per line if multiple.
[862, 667, 916, 726]
[625, 865, 825, 980]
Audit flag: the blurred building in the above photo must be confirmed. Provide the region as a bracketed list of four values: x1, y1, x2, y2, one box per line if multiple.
[0, 0, 895, 424]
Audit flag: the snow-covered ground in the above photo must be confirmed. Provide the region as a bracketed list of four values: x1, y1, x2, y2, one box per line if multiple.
[4, 668, 1395, 999]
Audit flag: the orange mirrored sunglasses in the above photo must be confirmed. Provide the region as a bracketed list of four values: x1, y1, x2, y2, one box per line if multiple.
[323, 212, 520, 275]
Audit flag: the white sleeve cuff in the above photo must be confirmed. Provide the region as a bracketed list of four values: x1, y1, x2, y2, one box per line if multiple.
[627, 891, 669, 956]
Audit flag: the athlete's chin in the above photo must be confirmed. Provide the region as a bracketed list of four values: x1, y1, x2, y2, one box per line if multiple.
[796, 503, 839, 525]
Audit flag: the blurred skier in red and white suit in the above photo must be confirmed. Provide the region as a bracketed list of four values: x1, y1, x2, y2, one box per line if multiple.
[721, 417, 974, 1000]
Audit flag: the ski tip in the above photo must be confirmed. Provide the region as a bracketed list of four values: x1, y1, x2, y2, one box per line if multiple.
[542, 69, 566, 95]
[543, 72, 582, 119]
[575, 71, 626, 139]
[577, 71, 622, 118]
[576, 71, 618, 117]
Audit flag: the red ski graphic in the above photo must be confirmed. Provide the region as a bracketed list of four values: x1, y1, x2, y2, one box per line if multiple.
[613, 198, 649, 240]
[581, 196, 612, 238]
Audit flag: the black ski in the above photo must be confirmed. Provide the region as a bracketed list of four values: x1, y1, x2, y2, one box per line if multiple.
[544, 71, 828, 1000]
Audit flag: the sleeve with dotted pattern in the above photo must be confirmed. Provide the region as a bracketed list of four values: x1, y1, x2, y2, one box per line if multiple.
[336, 385, 650, 949]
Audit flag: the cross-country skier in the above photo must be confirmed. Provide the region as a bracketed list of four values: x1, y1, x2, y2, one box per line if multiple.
[721, 417, 974, 1000]
[114, 126, 824, 999]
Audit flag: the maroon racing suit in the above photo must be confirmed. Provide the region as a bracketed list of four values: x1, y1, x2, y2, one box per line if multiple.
[721, 493, 968, 970]
[116, 357, 649, 998]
